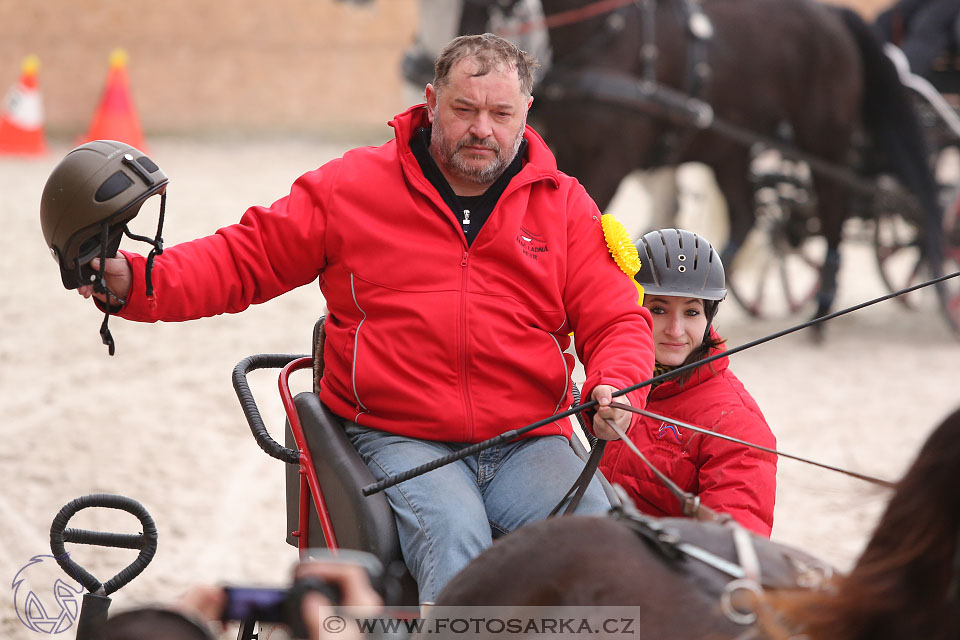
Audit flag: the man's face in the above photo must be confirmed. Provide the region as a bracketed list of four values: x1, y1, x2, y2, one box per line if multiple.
[425, 58, 532, 190]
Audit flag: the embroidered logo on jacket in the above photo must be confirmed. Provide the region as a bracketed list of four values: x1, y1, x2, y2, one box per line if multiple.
[656, 421, 683, 443]
[517, 226, 549, 261]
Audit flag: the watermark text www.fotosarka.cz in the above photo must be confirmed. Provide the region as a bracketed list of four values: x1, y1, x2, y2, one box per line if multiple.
[322, 606, 648, 638]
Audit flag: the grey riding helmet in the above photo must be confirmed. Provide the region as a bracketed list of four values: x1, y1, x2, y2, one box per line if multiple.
[40, 140, 168, 289]
[635, 228, 726, 324]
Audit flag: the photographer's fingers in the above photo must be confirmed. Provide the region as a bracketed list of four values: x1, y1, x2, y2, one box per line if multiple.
[174, 585, 227, 633]
[302, 594, 344, 640]
[294, 562, 383, 612]
[295, 561, 383, 640]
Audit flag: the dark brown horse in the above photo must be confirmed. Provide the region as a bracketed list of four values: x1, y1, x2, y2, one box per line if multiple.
[431, 405, 960, 639]
[457, 0, 942, 324]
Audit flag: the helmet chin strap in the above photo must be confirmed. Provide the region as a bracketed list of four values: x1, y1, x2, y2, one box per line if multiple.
[92, 191, 167, 356]
[93, 225, 122, 356]
[122, 191, 166, 297]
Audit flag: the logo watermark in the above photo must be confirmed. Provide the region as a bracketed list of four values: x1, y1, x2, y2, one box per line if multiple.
[11, 554, 84, 634]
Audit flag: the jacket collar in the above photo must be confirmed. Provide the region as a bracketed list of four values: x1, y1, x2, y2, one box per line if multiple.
[389, 104, 560, 193]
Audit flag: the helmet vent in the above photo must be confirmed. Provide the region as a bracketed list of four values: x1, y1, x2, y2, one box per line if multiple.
[659, 231, 672, 270]
[137, 156, 159, 173]
[94, 171, 134, 202]
[78, 235, 100, 256]
[678, 265, 686, 273]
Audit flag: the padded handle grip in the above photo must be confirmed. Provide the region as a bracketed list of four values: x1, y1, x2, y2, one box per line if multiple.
[49, 494, 158, 595]
[232, 353, 307, 464]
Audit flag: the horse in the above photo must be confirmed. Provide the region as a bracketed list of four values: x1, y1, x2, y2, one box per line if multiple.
[430, 405, 960, 639]
[447, 0, 942, 325]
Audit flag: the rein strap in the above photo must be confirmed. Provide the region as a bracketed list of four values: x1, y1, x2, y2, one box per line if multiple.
[611, 403, 896, 488]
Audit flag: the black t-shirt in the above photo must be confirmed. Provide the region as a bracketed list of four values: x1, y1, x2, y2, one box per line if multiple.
[411, 126, 526, 246]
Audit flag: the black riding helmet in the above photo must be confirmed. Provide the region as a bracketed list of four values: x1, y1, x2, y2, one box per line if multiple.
[40, 140, 169, 355]
[41, 140, 168, 289]
[635, 228, 726, 334]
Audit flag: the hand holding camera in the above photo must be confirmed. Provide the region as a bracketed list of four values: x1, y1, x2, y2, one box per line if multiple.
[96, 554, 385, 640]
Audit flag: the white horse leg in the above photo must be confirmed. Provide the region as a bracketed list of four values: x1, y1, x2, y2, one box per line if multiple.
[605, 167, 681, 241]
[677, 163, 729, 247]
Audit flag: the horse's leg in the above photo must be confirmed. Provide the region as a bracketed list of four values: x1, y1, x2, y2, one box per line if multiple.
[792, 112, 857, 335]
[708, 153, 754, 277]
[811, 178, 845, 328]
[633, 167, 680, 230]
[578, 160, 635, 214]
[547, 119, 638, 212]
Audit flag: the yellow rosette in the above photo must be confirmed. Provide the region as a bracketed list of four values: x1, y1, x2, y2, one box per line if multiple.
[601, 214, 644, 305]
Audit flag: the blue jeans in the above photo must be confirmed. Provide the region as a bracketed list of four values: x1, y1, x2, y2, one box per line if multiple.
[345, 424, 611, 602]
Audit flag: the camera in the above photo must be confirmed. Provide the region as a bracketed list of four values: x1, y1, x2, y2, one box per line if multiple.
[222, 576, 340, 638]
[220, 549, 387, 639]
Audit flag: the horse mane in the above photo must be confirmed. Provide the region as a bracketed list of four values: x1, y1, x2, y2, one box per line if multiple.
[761, 406, 960, 640]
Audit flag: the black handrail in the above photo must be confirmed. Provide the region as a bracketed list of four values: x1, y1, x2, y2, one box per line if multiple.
[231, 353, 308, 464]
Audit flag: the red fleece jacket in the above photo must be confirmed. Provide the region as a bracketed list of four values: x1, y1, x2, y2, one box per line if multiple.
[600, 341, 777, 536]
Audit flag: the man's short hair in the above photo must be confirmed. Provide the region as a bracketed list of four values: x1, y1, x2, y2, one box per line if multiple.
[433, 33, 539, 96]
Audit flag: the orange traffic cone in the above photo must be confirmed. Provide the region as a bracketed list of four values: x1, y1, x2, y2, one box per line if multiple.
[0, 55, 47, 156]
[79, 49, 145, 149]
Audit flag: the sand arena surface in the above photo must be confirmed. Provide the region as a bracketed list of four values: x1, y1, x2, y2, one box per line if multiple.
[1, 138, 958, 636]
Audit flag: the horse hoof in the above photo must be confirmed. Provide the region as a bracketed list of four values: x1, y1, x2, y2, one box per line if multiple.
[808, 323, 826, 345]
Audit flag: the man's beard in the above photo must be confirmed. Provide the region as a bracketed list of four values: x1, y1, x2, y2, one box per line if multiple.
[431, 117, 525, 185]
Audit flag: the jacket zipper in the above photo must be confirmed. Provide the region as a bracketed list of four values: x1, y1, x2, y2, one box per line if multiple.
[349, 273, 370, 419]
[407, 160, 554, 246]
[549, 332, 570, 420]
[459, 250, 475, 440]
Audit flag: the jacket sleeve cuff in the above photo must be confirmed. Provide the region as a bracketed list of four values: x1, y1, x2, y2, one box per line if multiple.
[121, 251, 152, 318]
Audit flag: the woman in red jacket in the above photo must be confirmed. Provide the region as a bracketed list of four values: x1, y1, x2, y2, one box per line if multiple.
[600, 228, 777, 536]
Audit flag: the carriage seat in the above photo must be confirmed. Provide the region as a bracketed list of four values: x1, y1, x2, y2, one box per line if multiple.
[283, 319, 419, 605]
[283, 317, 619, 607]
[283, 392, 420, 605]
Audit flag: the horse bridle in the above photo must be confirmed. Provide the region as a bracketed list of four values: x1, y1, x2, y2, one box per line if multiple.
[608, 483, 833, 630]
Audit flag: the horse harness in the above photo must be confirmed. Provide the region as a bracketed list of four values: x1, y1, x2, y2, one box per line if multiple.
[538, 0, 715, 166]
[638, 0, 714, 166]
[609, 495, 833, 634]
[591, 413, 840, 635]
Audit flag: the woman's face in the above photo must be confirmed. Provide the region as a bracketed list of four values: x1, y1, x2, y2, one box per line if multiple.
[643, 295, 708, 366]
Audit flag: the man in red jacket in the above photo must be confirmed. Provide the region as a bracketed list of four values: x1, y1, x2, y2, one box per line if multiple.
[73, 34, 654, 603]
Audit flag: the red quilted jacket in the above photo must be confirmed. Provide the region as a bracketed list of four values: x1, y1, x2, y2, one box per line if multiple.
[115, 105, 654, 442]
[599, 341, 777, 536]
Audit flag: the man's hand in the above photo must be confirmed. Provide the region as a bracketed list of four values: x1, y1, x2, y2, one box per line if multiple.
[77, 256, 132, 306]
[591, 384, 631, 440]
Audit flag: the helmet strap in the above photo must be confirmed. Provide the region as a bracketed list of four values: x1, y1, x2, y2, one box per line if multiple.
[93, 225, 124, 356]
[94, 191, 167, 356]
[99, 311, 115, 356]
[122, 191, 166, 297]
